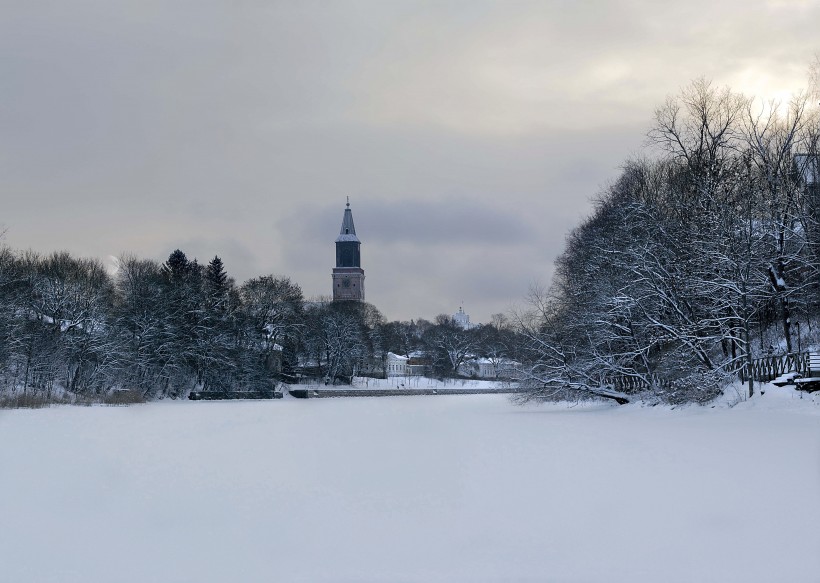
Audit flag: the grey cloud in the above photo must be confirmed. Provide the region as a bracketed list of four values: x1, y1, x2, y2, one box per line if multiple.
[364, 199, 535, 246]
[283, 197, 536, 247]
[2, 0, 818, 323]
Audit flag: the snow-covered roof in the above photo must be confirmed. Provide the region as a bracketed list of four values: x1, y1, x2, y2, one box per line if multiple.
[387, 352, 409, 361]
[498, 359, 522, 367]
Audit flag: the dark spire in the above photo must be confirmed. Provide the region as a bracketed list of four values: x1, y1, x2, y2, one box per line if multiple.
[336, 199, 359, 243]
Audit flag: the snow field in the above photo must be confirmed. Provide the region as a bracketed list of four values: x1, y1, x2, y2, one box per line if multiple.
[0, 389, 819, 583]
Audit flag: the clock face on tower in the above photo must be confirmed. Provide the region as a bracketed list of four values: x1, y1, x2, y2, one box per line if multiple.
[342, 278, 351, 288]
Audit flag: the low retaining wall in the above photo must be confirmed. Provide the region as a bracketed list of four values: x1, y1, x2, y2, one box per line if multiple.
[288, 387, 523, 399]
[189, 390, 283, 400]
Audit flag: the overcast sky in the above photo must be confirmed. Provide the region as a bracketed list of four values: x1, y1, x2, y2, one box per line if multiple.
[2, 0, 818, 323]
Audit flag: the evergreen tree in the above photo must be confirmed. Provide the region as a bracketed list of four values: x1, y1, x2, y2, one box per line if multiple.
[205, 256, 228, 298]
[164, 249, 190, 284]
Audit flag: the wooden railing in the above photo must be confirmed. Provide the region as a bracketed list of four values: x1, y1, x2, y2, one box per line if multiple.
[602, 352, 812, 390]
[739, 353, 810, 382]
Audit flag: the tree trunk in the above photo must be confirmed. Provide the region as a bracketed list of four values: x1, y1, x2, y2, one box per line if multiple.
[768, 262, 792, 354]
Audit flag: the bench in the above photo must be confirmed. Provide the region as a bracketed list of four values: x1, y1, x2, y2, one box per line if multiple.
[794, 353, 820, 392]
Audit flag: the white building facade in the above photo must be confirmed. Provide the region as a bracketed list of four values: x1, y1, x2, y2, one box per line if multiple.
[386, 352, 409, 377]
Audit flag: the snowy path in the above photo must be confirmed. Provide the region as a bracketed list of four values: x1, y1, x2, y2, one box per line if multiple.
[1, 390, 819, 583]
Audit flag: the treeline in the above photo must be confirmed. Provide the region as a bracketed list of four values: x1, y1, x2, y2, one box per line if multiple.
[0, 247, 520, 403]
[516, 78, 820, 404]
[6, 78, 819, 408]
[0, 249, 302, 401]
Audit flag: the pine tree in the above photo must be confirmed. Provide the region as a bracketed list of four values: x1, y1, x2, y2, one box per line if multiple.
[164, 249, 190, 284]
[205, 256, 228, 297]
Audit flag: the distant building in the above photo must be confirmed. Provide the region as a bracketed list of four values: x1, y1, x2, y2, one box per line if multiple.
[458, 357, 522, 379]
[495, 359, 522, 380]
[332, 200, 365, 301]
[794, 153, 820, 258]
[386, 352, 409, 376]
[453, 306, 476, 330]
[795, 153, 820, 211]
[406, 352, 429, 376]
[476, 358, 495, 378]
[794, 153, 819, 188]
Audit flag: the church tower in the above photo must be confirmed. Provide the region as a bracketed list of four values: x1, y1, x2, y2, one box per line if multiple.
[332, 200, 365, 301]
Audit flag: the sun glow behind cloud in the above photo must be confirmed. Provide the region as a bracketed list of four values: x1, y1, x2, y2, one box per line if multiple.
[722, 64, 809, 109]
[352, 1, 818, 139]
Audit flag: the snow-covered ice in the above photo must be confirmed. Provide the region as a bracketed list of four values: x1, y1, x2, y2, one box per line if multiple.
[1, 387, 819, 582]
